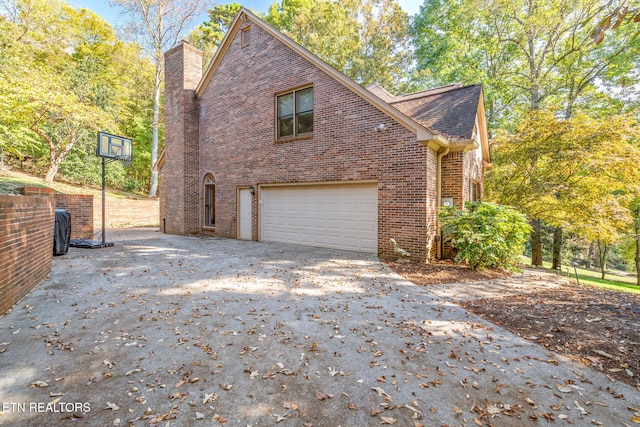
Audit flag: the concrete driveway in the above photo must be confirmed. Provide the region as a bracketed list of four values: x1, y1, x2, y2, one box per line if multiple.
[1, 229, 638, 426]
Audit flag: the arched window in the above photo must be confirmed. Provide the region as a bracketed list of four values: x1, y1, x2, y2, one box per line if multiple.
[204, 174, 215, 227]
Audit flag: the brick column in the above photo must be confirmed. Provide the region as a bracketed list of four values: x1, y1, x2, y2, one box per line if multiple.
[162, 41, 203, 235]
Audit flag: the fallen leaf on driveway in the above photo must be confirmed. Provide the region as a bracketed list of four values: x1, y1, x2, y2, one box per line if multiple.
[403, 404, 422, 418]
[212, 413, 227, 424]
[314, 390, 326, 400]
[574, 400, 589, 416]
[30, 381, 49, 388]
[273, 414, 287, 423]
[381, 417, 397, 424]
[203, 392, 218, 404]
[282, 402, 298, 410]
[103, 402, 120, 411]
[195, 412, 204, 420]
[372, 386, 391, 398]
[556, 384, 573, 393]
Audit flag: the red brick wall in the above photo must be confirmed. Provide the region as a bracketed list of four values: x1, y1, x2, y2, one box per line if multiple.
[20, 186, 54, 197]
[441, 149, 484, 210]
[161, 41, 203, 235]
[194, 21, 439, 260]
[442, 151, 465, 209]
[0, 195, 54, 314]
[54, 194, 94, 240]
[464, 148, 484, 201]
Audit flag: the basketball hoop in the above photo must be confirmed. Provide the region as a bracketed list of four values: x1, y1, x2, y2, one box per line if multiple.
[96, 132, 134, 248]
[70, 132, 134, 250]
[115, 154, 133, 168]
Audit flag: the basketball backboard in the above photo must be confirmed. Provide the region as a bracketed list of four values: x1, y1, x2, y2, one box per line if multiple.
[97, 131, 132, 160]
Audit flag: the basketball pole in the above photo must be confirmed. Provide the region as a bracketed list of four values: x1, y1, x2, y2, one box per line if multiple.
[102, 156, 106, 246]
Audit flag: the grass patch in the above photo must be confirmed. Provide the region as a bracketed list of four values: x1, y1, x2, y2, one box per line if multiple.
[0, 169, 145, 199]
[570, 274, 640, 294]
[0, 174, 52, 194]
[520, 255, 640, 294]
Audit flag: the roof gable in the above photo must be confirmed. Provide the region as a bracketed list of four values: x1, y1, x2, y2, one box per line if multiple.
[195, 7, 449, 147]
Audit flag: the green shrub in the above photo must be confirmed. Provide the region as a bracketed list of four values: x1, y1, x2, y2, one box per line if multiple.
[439, 202, 531, 271]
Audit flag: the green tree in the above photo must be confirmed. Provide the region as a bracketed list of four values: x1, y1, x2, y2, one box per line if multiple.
[624, 199, 640, 285]
[188, 2, 241, 67]
[414, 0, 640, 267]
[264, 0, 412, 92]
[0, 0, 155, 187]
[413, 0, 639, 127]
[110, 0, 212, 197]
[0, 0, 116, 182]
[487, 111, 640, 268]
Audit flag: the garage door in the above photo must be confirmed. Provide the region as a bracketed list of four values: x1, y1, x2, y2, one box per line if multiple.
[260, 183, 378, 253]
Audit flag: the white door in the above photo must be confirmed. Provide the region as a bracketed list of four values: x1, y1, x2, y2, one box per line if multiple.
[260, 183, 378, 253]
[238, 188, 252, 240]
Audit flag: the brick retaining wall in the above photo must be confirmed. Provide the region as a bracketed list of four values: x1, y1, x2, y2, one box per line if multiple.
[0, 195, 55, 314]
[54, 194, 94, 239]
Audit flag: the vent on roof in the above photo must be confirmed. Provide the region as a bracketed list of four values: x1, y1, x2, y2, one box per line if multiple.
[241, 26, 251, 48]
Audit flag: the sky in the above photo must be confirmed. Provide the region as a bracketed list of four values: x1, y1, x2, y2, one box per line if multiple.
[65, 0, 423, 30]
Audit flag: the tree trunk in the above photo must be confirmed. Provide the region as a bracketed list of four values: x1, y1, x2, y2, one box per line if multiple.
[148, 61, 162, 198]
[635, 235, 640, 287]
[586, 241, 594, 269]
[530, 219, 543, 267]
[36, 125, 76, 184]
[552, 226, 563, 270]
[44, 155, 63, 183]
[633, 205, 640, 287]
[148, 5, 163, 198]
[597, 240, 609, 280]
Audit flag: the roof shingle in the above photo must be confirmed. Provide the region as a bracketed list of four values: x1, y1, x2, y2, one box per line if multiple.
[367, 83, 482, 140]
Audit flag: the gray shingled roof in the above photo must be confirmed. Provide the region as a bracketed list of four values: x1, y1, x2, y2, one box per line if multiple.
[368, 83, 482, 140]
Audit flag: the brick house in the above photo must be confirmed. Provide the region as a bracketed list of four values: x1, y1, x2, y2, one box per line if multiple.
[157, 8, 491, 261]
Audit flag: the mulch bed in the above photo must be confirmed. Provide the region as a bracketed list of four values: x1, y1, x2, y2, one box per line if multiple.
[386, 261, 640, 390]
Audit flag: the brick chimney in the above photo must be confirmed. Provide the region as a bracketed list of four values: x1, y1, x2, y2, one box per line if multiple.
[162, 41, 203, 235]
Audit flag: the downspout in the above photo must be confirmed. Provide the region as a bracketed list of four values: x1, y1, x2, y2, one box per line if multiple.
[436, 146, 450, 259]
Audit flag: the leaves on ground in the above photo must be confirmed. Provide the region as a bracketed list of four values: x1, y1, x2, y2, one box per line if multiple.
[390, 262, 640, 390]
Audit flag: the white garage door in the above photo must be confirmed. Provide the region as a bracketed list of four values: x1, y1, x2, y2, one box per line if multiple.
[260, 183, 378, 253]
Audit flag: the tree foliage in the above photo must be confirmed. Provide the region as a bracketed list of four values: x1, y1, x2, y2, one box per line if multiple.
[110, 0, 212, 197]
[264, 0, 412, 92]
[592, 0, 640, 44]
[412, 0, 640, 131]
[487, 110, 640, 265]
[0, 0, 155, 188]
[188, 2, 241, 67]
[439, 202, 531, 271]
